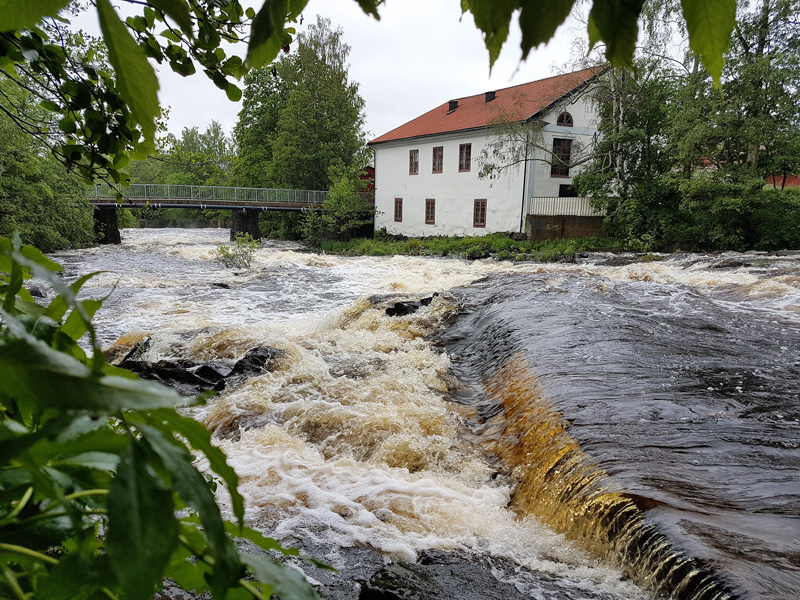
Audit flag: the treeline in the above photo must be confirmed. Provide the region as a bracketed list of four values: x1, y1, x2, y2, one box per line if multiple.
[1, 16, 372, 250]
[575, 0, 800, 251]
[126, 15, 373, 242]
[0, 81, 95, 252]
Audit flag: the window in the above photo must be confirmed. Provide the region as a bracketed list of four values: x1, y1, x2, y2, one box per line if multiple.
[559, 184, 578, 197]
[409, 149, 419, 175]
[550, 138, 572, 177]
[557, 112, 573, 127]
[432, 146, 443, 173]
[425, 198, 435, 224]
[473, 199, 487, 228]
[394, 198, 403, 222]
[458, 143, 471, 172]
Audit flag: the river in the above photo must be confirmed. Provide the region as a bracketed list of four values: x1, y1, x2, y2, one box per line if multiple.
[53, 228, 800, 600]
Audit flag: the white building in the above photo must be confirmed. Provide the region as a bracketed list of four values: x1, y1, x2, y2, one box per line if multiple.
[369, 67, 605, 237]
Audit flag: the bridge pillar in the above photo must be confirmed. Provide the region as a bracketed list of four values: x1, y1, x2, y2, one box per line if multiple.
[94, 207, 121, 244]
[230, 209, 261, 241]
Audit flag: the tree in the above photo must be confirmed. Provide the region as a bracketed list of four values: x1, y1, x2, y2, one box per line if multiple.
[301, 162, 374, 246]
[233, 66, 291, 188]
[0, 82, 94, 251]
[0, 1, 738, 185]
[269, 16, 367, 191]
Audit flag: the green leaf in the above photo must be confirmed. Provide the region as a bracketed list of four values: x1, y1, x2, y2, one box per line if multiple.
[137, 423, 243, 596]
[0, 0, 72, 30]
[241, 553, 320, 600]
[0, 332, 184, 412]
[107, 438, 178, 600]
[518, 0, 576, 60]
[160, 28, 181, 42]
[681, 0, 736, 85]
[463, 0, 516, 68]
[353, 0, 382, 19]
[225, 82, 242, 102]
[44, 272, 100, 322]
[246, 0, 308, 69]
[587, 0, 645, 68]
[97, 0, 159, 154]
[133, 409, 244, 525]
[61, 299, 103, 342]
[150, 0, 194, 37]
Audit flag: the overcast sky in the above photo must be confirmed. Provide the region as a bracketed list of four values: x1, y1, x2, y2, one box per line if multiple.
[78, 1, 585, 141]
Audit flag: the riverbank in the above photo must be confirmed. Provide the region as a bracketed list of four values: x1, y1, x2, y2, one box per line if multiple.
[320, 233, 625, 262]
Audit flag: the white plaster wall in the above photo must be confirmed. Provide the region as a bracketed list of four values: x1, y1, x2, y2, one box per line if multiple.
[526, 96, 599, 199]
[372, 130, 526, 237]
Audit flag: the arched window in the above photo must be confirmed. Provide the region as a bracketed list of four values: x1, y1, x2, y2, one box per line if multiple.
[557, 112, 573, 127]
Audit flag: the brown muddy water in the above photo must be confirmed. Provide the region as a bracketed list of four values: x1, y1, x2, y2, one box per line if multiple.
[53, 229, 799, 600]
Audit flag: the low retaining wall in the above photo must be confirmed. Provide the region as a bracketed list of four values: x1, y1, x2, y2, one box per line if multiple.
[526, 214, 604, 241]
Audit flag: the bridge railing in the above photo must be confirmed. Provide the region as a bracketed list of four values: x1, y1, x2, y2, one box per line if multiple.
[88, 183, 328, 205]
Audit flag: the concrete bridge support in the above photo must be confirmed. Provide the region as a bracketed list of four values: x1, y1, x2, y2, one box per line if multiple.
[94, 207, 121, 244]
[230, 209, 261, 241]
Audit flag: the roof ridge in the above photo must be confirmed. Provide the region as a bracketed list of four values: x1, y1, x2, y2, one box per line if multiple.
[450, 66, 604, 102]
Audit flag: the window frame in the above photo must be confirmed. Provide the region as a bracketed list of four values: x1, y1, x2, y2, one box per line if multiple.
[458, 143, 471, 173]
[432, 146, 443, 174]
[550, 138, 572, 177]
[473, 199, 487, 228]
[394, 197, 403, 222]
[409, 149, 419, 175]
[556, 112, 574, 127]
[425, 198, 436, 225]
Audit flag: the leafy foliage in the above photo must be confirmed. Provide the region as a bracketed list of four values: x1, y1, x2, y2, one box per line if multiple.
[301, 165, 374, 247]
[213, 232, 260, 268]
[0, 234, 321, 599]
[575, 0, 800, 251]
[1, 1, 739, 184]
[0, 85, 94, 252]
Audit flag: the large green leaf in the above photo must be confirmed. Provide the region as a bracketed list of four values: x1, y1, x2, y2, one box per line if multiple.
[137, 424, 243, 596]
[588, 0, 646, 68]
[0, 0, 71, 31]
[107, 439, 178, 600]
[463, 0, 517, 68]
[681, 0, 736, 85]
[241, 553, 320, 600]
[246, 0, 308, 68]
[97, 0, 159, 154]
[0, 334, 184, 412]
[149, 0, 194, 37]
[134, 409, 244, 525]
[518, 0, 577, 60]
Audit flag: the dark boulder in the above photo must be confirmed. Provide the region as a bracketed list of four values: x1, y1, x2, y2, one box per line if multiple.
[386, 294, 438, 317]
[118, 338, 282, 396]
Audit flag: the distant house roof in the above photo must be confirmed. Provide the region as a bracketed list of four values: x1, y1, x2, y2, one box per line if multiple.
[370, 66, 607, 146]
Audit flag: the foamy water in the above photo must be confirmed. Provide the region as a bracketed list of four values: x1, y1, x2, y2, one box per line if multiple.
[52, 229, 800, 599]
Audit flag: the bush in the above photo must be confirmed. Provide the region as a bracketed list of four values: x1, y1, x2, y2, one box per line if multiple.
[213, 233, 260, 268]
[0, 234, 321, 600]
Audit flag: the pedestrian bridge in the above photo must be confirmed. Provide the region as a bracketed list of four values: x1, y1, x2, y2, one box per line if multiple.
[88, 183, 329, 244]
[87, 183, 327, 211]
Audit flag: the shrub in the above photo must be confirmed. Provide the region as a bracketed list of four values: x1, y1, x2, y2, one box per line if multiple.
[0, 234, 321, 600]
[213, 233, 260, 268]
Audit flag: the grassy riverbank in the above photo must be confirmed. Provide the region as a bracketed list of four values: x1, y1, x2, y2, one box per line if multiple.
[320, 232, 625, 262]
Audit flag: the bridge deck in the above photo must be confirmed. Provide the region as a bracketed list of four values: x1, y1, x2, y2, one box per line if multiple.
[87, 183, 327, 210]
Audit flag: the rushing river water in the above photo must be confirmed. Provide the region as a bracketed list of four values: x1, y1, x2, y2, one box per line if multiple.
[53, 228, 799, 600]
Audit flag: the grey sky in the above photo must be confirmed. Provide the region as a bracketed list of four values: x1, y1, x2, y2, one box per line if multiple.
[78, 1, 583, 140]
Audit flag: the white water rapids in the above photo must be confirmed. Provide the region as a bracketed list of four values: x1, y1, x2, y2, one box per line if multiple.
[52, 228, 800, 600]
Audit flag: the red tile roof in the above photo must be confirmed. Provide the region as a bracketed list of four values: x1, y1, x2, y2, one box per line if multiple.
[370, 66, 607, 145]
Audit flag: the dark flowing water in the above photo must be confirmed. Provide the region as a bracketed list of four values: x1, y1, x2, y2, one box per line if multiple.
[54, 230, 800, 600]
[438, 262, 800, 599]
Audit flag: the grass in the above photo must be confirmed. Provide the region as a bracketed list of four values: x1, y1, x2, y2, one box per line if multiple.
[319, 232, 624, 262]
